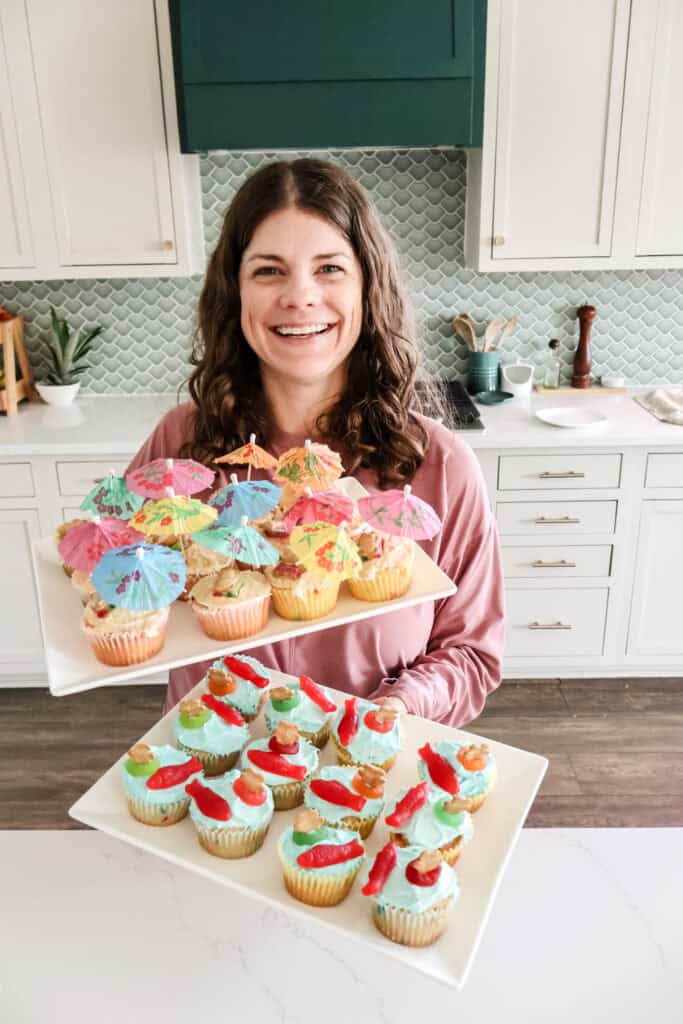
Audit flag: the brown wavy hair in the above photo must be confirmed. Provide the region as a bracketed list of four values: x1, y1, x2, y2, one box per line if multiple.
[179, 158, 446, 486]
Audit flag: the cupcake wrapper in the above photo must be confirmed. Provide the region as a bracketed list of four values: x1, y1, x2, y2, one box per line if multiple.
[298, 722, 330, 749]
[270, 582, 339, 621]
[331, 733, 397, 773]
[336, 813, 379, 839]
[391, 832, 464, 867]
[85, 609, 169, 667]
[347, 566, 412, 603]
[127, 796, 189, 827]
[278, 846, 362, 906]
[372, 899, 452, 947]
[238, 693, 268, 724]
[194, 821, 270, 859]
[191, 593, 270, 641]
[270, 779, 306, 811]
[175, 743, 240, 777]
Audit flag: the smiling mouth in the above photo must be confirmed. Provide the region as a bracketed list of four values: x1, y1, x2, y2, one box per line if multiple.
[271, 323, 336, 337]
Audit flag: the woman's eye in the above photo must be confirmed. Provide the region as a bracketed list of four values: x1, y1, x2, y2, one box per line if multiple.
[253, 266, 281, 276]
[319, 264, 343, 274]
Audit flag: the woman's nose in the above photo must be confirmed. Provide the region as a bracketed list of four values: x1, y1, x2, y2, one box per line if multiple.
[278, 271, 321, 308]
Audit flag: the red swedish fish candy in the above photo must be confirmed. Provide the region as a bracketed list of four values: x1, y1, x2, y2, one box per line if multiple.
[337, 697, 359, 747]
[418, 742, 459, 795]
[268, 734, 299, 756]
[385, 781, 430, 829]
[362, 841, 398, 896]
[223, 656, 269, 689]
[185, 778, 231, 821]
[406, 858, 442, 887]
[146, 756, 202, 790]
[309, 778, 366, 812]
[299, 675, 336, 713]
[202, 693, 245, 726]
[247, 748, 307, 780]
[296, 838, 364, 869]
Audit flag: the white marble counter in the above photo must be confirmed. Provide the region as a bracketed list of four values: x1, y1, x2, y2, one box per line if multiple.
[1, 829, 681, 1022]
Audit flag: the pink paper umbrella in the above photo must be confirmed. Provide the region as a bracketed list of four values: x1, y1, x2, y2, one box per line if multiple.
[126, 458, 215, 498]
[282, 486, 355, 529]
[357, 484, 442, 540]
[57, 516, 145, 574]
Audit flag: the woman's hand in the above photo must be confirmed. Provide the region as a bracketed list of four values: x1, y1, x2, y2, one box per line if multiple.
[375, 695, 408, 715]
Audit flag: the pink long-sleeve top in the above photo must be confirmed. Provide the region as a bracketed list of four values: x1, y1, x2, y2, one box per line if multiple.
[125, 402, 505, 726]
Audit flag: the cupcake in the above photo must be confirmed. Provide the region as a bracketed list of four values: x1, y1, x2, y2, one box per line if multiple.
[185, 768, 274, 858]
[180, 540, 234, 600]
[121, 742, 203, 826]
[417, 741, 496, 813]
[264, 674, 337, 748]
[240, 722, 318, 810]
[189, 567, 271, 641]
[253, 511, 292, 554]
[304, 764, 386, 838]
[70, 569, 98, 604]
[347, 528, 415, 602]
[278, 808, 365, 907]
[384, 781, 473, 866]
[203, 654, 271, 722]
[173, 694, 250, 776]
[265, 549, 339, 621]
[55, 517, 87, 577]
[331, 697, 401, 772]
[362, 843, 459, 947]
[81, 595, 169, 666]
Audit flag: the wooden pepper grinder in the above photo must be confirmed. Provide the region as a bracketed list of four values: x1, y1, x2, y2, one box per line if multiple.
[573, 304, 596, 389]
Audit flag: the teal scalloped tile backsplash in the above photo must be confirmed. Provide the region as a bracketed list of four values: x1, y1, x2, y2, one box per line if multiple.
[2, 148, 683, 393]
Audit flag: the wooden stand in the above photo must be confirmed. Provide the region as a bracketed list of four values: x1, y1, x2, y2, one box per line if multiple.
[0, 315, 36, 415]
[573, 305, 596, 389]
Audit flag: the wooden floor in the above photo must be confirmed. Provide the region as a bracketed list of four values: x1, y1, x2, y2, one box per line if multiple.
[2, 678, 682, 829]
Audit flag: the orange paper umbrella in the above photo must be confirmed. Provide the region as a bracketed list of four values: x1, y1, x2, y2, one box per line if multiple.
[275, 439, 344, 496]
[214, 433, 277, 480]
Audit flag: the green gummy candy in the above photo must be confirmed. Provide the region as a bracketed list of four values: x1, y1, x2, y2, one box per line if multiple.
[271, 693, 300, 712]
[292, 826, 327, 846]
[434, 799, 465, 828]
[180, 709, 210, 729]
[125, 756, 160, 777]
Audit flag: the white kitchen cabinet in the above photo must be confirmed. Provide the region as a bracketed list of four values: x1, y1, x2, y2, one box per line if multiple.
[0, 0, 202, 280]
[0, 509, 44, 673]
[627, 501, 683, 658]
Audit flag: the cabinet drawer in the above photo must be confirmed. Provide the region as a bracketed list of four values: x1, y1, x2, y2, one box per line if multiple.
[56, 460, 128, 497]
[502, 545, 612, 579]
[498, 453, 621, 490]
[505, 588, 608, 658]
[0, 462, 35, 497]
[497, 500, 617, 536]
[645, 453, 683, 488]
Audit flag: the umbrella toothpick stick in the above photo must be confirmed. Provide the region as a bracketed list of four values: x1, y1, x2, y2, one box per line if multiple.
[247, 434, 255, 481]
[165, 485, 186, 559]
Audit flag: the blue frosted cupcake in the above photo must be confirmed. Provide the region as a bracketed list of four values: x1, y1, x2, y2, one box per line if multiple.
[384, 781, 473, 866]
[173, 694, 250, 776]
[203, 654, 271, 722]
[331, 696, 401, 771]
[121, 742, 203, 826]
[185, 768, 274, 858]
[362, 843, 459, 947]
[417, 740, 496, 813]
[264, 675, 338, 748]
[240, 721, 319, 809]
[304, 764, 386, 838]
[278, 808, 365, 906]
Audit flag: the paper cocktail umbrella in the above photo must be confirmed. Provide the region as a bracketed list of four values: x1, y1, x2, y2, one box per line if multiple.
[275, 439, 344, 493]
[282, 486, 355, 529]
[214, 433, 277, 480]
[129, 488, 217, 538]
[192, 516, 280, 566]
[289, 521, 362, 581]
[79, 470, 144, 518]
[357, 485, 441, 540]
[210, 474, 281, 524]
[126, 458, 215, 498]
[57, 515, 145, 574]
[92, 543, 186, 610]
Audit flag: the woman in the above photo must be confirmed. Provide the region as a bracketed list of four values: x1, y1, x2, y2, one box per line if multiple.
[126, 158, 504, 725]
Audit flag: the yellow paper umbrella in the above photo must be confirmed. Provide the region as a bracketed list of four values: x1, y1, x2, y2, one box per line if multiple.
[129, 487, 217, 541]
[289, 521, 361, 582]
[214, 433, 277, 480]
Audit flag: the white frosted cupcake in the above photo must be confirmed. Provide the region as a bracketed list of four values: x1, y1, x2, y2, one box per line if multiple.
[173, 694, 251, 776]
[348, 528, 415, 602]
[81, 596, 169, 666]
[180, 540, 234, 600]
[189, 567, 271, 641]
[265, 550, 339, 621]
[185, 768, 274, 858]
[240, 722, 318, 810]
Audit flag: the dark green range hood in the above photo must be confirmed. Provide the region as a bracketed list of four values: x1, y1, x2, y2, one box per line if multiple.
[168, 1, 486, 152]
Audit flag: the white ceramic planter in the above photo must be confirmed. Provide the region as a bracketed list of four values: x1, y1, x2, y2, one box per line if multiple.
[36, 381, 81, 407]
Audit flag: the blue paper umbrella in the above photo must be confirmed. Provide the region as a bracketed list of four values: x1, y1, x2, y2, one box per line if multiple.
[191, 517, 279, 566]
[91, 543, 186, 610]
[209, 473, 281, 524]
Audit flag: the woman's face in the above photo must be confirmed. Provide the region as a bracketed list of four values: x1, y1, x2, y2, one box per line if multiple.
[239, 207, 364, 387]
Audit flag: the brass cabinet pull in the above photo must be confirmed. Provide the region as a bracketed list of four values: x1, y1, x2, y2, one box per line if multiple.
[534, 515, 581, 524]
[538, 470, 585, 479]
[493, 235, 505, 247]
[161, 239, 174, 251]
[528, 621, 573, 630]
[531, 559, 577, 568]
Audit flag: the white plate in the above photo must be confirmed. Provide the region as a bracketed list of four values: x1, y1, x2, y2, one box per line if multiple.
[69, 672, 548, 990]
[31, 477, 456, 696]
[536, 406, 608, 428]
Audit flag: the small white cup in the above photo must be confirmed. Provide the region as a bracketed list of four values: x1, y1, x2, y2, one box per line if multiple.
[500, 362, 534, 398]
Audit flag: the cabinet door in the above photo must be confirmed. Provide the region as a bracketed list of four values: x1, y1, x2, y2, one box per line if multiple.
[0, 2, 36, 268]
[492, 0, 629, 260]
[26, 0, 176, 267]
[0, 509, 44, 670]
[627, 501, 683, 656]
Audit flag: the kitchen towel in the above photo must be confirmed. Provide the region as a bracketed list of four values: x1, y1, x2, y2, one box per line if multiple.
[634, 389, 683, 426]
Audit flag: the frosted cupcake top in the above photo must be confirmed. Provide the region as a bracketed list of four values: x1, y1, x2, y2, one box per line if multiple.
[264, 549, 336, 596]
[417, 740, 496, 800]
[184, 541, 234, 577]
[240, 723, 318, 786]
[361, 843, 459, 913]
[121, 743, 203, 806]
[185, 768, 274, 831]
[331, 696, 401, 764]
[203, 654, 271, 718]
[190, 568, 270, 609]
[82, 597, 168, 636]
[264, 675, 337, 736]
[278, 810, 365, 878]
[304, 764, 386, 824]
[384, 782, 474, 848]
[352, 528, 415, 580]
[173, 695, 250, 756]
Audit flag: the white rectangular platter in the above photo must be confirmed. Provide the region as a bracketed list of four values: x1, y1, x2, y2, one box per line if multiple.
[32, 478, 456, 697]
[70, 672, 548, 989]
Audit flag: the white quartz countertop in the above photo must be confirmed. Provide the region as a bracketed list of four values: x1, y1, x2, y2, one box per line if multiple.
[1, 389, 682, 457]
[1, 829, 681, 1022]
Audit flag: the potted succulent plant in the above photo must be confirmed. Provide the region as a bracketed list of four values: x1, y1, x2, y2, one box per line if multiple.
[35, 306, 103, 407]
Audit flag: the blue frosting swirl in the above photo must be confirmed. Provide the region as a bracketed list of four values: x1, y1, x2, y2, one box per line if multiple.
[417, 740, 495, 799]
[204, 654, 271, 718]
[384, 786, 474, 848]
[264, 677, 337, 736]
[121, 744, 202, 806]
[239, 736, 318, 787]
[330, 697, 400, 763]
[361, 844, 459, 912]
[187, 769, 274, 831]
[304, 765, 385, 823]
[278, 824, 365, 877]
[173, 708, 250, 756]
